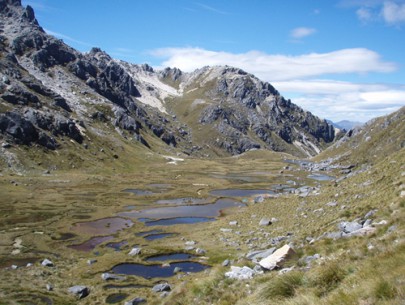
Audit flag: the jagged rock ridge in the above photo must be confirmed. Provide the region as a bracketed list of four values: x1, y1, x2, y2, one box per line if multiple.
[0, 0, 336, 162]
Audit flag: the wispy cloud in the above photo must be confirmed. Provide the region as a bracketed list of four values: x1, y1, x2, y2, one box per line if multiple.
[382, 1, 405, 24]
[342, 0, 405, 26]
[195, 2, 230, 15]
[290, 27, 317, 39]
[356, 7, 373, 23]
[44, 29, 93, 48]
[151, 47, 396, 81]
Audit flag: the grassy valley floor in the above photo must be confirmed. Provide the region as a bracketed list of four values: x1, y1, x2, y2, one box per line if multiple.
[0, 148, 403, 305]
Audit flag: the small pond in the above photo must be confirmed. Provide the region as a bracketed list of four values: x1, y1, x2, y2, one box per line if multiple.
[210, 174, 264, 183]
[144, 233, 178, 241]
[141, 217, 215, 226]
[155, 197, 214, 205]
[106, 293, 128, 304]
[123, 189, 155, 196]
[307, 174, 335, 181]
[71, 217, 133, 235]
[145, 253, 197, 262]
[106, 240, 128, 251]
[119, 198, 244, 220]
[112, 261, 209, 278]
[209, 189, 275, 197]
[68, 236, 113, 252]
[0, 258, 39, 269]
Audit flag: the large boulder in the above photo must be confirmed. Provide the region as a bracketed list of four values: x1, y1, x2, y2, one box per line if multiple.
[152, 283, 171, 293]
[259, 244, 296, 270]
[68, 285, 89, 299]
[246, 247, 276, 262]
[225, 266, 258, 280]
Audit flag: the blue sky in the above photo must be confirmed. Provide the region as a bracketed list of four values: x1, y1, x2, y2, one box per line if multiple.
[22, 0, 405, 122]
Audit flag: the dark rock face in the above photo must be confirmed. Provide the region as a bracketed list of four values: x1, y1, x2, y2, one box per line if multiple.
[196, 68, 335, 155]
[0, 111, 38, 144]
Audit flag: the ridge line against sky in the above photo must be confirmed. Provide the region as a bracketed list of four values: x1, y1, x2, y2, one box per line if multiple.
[22, 0, 405, 122]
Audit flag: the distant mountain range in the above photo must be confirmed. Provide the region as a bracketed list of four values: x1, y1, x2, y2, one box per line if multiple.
[326, 119, 363, 131]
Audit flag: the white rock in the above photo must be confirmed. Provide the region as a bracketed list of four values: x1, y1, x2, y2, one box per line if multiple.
[225, 266, 256, 280]
[259, 218, 271, 226]
[259, 245, 296, 270]
[41, 259, 54, 267]
[128, 247, 141, 256]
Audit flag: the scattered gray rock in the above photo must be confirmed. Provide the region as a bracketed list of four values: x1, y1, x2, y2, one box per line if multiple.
[229, 221, 238, 226]
[41, 259, 53, 267]
[101, 273, 126, 281]
[26, 263, 33, 267]
[173, 267, 182, 274]
[339, 221, 362, 234]
[220, 228, 233, 233]
[301, 253, 320, 266]
[11, 265, 18, 270]
[128, 247, 141, 256]
[87, 259, 97, 265]
[387, 225, 397, 233]
[185, 240, 196, 246]
[347, 226, 376, 237]
[324, 231, 344, 239]
[364, 209, 378, 219]
[195, 248, 206, 255]
[68, 285, 89, 299]
[222, 259, 230, 267]
[152, 283, 171, 293]
[363, 219, 372, 227]
[46, 284, 53, 291]
[259, 218, 271, 226]
[326, 201, 337, 207]
[124, 297, 146, 305]
[254, 195, 265, 203]
[225, 265, 262, 280]
[278, 267, 294, 274]
[1, 142, 11, 148]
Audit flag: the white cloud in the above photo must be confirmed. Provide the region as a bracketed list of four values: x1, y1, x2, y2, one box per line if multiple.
[290, 27, 316, 39]
[356, 7, 374, 22]
[151, 47, 396, 81]
[273, 79, 388, 94]
[382, 1, 405, 24]
[275, 80, 405, 122]
[345, 0, 405, 25]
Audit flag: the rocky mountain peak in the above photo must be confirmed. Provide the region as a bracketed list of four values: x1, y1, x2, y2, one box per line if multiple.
[1, 1, 338, 164]
[1, 0, 40, 28]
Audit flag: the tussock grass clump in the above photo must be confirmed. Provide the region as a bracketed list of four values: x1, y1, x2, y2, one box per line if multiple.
[373, 279, 398, 300]
[260, 271, 305, 299]
[309, 261, 347, 296]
